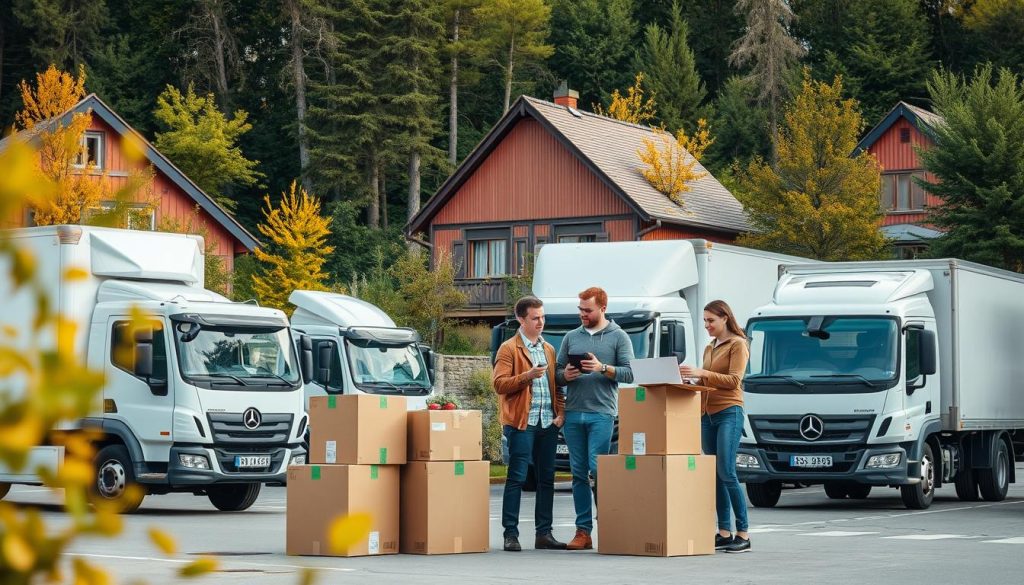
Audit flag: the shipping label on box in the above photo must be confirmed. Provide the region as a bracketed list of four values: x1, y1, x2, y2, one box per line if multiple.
[400, 460, 489, 554]
[407, 410, 483, 461]
[308, 394, 407, 465]
[618, 385, 702, 455]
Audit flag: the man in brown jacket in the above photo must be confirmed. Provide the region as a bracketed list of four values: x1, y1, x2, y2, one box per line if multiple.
[493, 295, 566, 552]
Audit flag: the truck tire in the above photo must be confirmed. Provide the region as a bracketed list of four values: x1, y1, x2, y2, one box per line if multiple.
[0, 482, 10, 500]
[208, 483, 261, 511]
[746, 481, 782, 508]
[900, 443, 935, 510]
[92, 445, 145, 513]
[954, 467, 979, 502]
[824, 482, 849, 499]
[846, 484, 872, 499]
[978, 440, 1010, 502]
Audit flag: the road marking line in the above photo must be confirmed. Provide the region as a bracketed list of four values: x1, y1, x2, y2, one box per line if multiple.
[983, 537, 1024, 544]
[66, 553, 355, 572]
[882, 534, 972, 540]
[766, 500, 1024, 528]
[798, 531, 879, 537]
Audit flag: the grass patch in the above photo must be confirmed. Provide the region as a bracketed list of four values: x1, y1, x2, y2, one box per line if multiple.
[490, 464, 507, 478]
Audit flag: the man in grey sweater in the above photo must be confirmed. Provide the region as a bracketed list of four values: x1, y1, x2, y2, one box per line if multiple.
[555, 286, 634, 550]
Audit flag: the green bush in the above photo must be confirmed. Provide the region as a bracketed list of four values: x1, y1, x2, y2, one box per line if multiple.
[463, 368, 502, 462]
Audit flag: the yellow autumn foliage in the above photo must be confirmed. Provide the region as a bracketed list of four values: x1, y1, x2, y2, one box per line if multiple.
[594, 73, 657, 125]
[636, 119, 713, 206]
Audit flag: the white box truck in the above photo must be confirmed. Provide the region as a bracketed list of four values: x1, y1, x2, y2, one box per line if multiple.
[739, 259, 1024, 510]
[289, 290, 435, 412]
[0, 226, 312, 512]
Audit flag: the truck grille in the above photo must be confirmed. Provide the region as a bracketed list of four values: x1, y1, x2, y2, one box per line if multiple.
[207, 412, 293, 446]
[748, 414, 875, 445]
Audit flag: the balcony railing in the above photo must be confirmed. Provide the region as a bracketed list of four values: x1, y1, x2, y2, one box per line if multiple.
[454, 279, 509, 315]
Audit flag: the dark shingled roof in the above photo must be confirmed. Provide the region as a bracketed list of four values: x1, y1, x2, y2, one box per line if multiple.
[855, 101, 945, 156]
[406, 95, 750, 236]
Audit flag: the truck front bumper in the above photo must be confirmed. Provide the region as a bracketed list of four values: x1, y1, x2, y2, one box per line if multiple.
[737, 443, 913, 485]
[166, 444, 307, 486]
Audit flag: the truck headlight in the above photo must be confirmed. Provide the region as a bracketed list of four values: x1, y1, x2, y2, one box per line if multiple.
[866, 453, 901, 469]
[290, 454, 306, 466]
[179, 454, 210, 470]
[736, 453, 760, 469]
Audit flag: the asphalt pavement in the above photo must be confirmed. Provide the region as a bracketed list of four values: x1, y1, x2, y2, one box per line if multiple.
[6, 466, 1024, 584]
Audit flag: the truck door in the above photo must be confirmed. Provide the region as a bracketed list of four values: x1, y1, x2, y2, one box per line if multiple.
[104, 317, 174, 462]
[903, 322, 939, 438]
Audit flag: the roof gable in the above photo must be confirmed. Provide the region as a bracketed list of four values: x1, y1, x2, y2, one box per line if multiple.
[1, 94, 259, 251]
[855, 101, 944, 155]
[406, 95, 749, 236]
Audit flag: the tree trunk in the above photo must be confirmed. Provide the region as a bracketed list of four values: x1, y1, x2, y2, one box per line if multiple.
[448, 9, 459, 166]
[207, 0, 231, 109]
[380, 167, 388, 229]
[288, 0, 311, 192]
[367, 159, 380, 229]
[768, 95, 779, 169]
[503, 36, 515, 113]
[408, 147, 421, 223]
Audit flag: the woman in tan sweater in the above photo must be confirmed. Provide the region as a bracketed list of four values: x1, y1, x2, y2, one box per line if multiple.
[680, 300, 751, 553]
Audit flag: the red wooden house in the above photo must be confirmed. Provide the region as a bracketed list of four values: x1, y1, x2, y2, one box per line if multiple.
[856, 101, 945, 258]
[405, 86, 750, 319]
[0, 94, 259, 274]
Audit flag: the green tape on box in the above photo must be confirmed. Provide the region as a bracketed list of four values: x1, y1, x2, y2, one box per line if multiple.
[379, 447, 388, 464]
[625, 455, 636, 470]
[327, 396, 336, 409]
[370, 465, 379, 480]
[688, 456, 696, 471]
[454, 461, 465, 476]
[635, 387, 646, 402]
[311, 466, 321, 480]
[379, 396, 388, 409]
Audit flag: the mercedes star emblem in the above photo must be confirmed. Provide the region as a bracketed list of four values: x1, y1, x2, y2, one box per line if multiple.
[243, 407, 262, 430]
[799, 414, 824, 441]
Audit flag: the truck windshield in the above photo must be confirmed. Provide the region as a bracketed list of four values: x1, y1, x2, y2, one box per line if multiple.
[345, 339, 431, 395]
[544, 321, 654, 360]
[175, 325, 301, 387]
[746, 317, 898, 384]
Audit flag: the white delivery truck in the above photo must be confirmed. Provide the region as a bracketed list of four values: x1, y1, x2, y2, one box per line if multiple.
[0, 226, 311, 512]
[738, 259, 1024, 510]
[288, 290, 434, 413]
[491, 240, 811, 467]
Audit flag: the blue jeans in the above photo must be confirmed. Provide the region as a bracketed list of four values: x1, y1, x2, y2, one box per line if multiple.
[701, 406, 749, 532]
[561, 410, 614, 533]
[502, 423, 559, 538]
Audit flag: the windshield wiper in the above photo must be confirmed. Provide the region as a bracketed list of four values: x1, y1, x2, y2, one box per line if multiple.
[358, 380, 402, 394]
[193, 373, 249, 386]
[745, 374, 806, 388]
[251, 373, 296, 387]
[810, 374, 877, 388]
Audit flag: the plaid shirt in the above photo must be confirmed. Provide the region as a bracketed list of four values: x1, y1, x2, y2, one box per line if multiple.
[520, 331, 553, 428]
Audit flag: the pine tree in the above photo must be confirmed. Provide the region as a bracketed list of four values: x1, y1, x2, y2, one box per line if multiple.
[704, 75, 770, 171]
[548, 0, 638, 110]
[633, 1, 707, 133]
[442, 0, 484, 166]
[961, 0, 1024, 74]
[473, 0, 554, 113]
[153, 84, 262, 212]
[679, 0, 745, 96]
[730, 0, 805, 165]
[922, 65, 1024, 271]
[735, 72, 888, 261]
[12, 0, 109, 70]
[86, 35, 154, 130]
[252, 181, 334, 313]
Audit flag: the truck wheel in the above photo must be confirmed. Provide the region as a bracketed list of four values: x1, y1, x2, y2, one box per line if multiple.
[746, 481, 782, 508]
[846, 484, 872, 499]
[954, 466, 979, 502]
[93, 445, 145, 513]
[824, 482, 849, 499]
[0, 482, 10, 500]
[978, 440, 1010, 502]
[208, 483, 261, 511]
[900, 443, 935, 510]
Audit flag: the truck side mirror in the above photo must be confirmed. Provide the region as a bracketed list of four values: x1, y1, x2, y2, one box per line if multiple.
[919, 329, 937, 376]
[316, 342, 333, 385]
[420, 345, 435, 383]
[668, 323, 686, 362]
[299, 334, 314, 384]
[134, 328, 154, 379]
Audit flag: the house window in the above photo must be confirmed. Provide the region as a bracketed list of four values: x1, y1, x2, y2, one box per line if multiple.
[85, 202, 156, 230]
[470, 239, 507, 277]
[900, 128, 911, 143]
[880, 172, 927, 212]
[75, 131, 104, 170]
[557, 234, 596, 243]
[554, 222, 602, 243]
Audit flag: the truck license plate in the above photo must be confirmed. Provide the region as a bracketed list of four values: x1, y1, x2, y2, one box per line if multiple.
[556, 444, 569, 455]
[790, 455, 832, 468]
[235, 455, 271, 468]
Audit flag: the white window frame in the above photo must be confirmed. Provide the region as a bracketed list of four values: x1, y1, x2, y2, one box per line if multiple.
[74, 131, 105, 170]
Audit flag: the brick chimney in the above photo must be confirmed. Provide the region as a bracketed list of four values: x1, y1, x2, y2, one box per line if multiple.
[553, 80, 579, 109]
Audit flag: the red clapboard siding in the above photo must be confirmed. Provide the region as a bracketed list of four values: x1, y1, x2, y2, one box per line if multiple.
[640, 225, 735, 244]
[433, 228, 459, 260]
[605, 218, 634, 241]
[870, 120, 944, 228]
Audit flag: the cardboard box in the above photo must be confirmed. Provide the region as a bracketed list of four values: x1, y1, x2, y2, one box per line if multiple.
[400, 460, 489, 554]
[308, 395, 407, 465]
[407, 410, 483, 461]
[597, 454, 715, 556]
[286, 464, 399, 557]
[618, 385, 703, 455]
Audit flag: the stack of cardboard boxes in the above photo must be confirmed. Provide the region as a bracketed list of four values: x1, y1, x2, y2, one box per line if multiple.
[597, 384, 716, 556]
[402, 409, 488, 554]
[287, 395, 406, 557]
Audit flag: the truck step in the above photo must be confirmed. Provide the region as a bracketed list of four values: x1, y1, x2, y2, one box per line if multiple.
[137, 473, 168, 483]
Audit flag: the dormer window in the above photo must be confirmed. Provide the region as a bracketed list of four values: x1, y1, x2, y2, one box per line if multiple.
[74, 131, 104, 170]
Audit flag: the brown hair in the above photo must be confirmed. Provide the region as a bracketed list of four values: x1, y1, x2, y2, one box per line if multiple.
[705, 300, 746, 339]
[578, 286, 608, 308]
[515, 295, 544, 318]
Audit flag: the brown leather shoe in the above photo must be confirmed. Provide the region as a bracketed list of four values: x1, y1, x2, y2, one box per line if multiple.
[565, 529, 593, 550]
[534, 533, 567, 550]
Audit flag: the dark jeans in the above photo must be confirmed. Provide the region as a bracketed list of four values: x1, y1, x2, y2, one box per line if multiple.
[701, 405, 750, 532]
[561, 410, 614, 533]
[502, 423, 559, 538]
